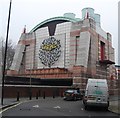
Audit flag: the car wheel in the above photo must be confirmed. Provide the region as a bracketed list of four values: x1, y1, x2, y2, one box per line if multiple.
[104, 106, 108, 111]
[84, 105, 88, 110]
[108, 101, 109, 106]
[74, 96, 77, 101]
[80, 96, 82, 100]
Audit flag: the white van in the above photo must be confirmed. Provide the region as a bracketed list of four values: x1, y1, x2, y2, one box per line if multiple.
[83, 79, 109, 110]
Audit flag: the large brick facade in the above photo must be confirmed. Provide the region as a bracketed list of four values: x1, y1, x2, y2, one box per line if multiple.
[6, 7, 118, 97]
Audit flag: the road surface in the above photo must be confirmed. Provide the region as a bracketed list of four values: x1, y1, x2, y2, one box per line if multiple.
[1, 97, 119, 117]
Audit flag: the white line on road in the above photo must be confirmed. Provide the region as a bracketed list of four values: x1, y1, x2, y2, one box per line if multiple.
[81, 108, 84, 110]
[0, 102, 22, 114]
[33, 105, 39, 108]
[53, 106, 61, 109]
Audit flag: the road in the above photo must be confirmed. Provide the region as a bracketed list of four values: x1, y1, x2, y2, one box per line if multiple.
[1, 97, 119, 117]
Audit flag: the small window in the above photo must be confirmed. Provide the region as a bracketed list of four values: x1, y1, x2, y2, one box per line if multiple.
[100, 41, 105, 60]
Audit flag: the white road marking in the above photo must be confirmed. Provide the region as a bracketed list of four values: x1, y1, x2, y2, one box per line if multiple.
[33, 105, 39, 108]
[0, 100, 29, 114]
[0, 99, 40, 114]
[53, 106, 61, 109]
[81, 108, 84, 110]
[0, 102, 22, 114]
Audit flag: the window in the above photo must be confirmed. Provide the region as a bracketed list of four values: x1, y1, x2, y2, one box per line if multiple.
[100, 41, 105, 60]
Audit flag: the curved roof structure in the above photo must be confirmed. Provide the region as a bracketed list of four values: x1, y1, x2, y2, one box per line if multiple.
[30, 16, 80, 33]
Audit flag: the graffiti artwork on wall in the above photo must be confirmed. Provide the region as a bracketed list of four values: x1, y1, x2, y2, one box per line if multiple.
[39, 37, 61, 67]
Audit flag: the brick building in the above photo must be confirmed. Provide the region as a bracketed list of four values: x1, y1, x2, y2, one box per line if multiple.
[7, 7, 117, 97]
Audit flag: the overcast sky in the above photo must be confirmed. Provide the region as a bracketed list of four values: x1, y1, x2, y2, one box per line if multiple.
[0, 0, 119, 64]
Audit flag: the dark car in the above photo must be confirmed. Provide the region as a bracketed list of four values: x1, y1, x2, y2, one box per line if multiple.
[63, 89, 83, 101]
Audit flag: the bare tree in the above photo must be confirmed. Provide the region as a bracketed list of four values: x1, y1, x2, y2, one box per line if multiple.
[6, 40, 16, 69]
[0, 37, 15, 70]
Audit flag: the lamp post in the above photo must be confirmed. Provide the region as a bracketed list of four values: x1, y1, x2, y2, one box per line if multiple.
[24, 44, 32, 100]
[1, 0, 12, 105]
[29, 45, 32, 100]
[0, 40, 3, 88]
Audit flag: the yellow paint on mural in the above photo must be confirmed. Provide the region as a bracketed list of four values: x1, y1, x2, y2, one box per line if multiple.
[41, 44, 57, 51]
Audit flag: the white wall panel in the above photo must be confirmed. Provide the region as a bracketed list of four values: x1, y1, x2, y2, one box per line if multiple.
[35, 27, 49, 69]
[76, 31, 90, 67]
[10, 44, 25, 71]
[55, 22, 72, 68]
[35, 22, 72, 69]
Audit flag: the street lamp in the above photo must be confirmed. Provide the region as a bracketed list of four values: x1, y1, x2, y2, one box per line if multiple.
[1, 0, 12, 105]
[0, 40, 3, 93]
[24, 44, 32, 100]
[28, 45, 32, 100]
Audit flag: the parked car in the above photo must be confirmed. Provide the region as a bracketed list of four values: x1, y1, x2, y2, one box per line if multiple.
[63, 89, 83, 101]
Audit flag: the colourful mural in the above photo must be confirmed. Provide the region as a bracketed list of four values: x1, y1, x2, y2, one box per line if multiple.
[39, 37, 61, 67]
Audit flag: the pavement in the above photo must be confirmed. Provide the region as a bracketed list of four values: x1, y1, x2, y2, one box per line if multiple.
[108, 95, 120, 114]
[0, 97, 37, 112]
[0, 96, 120, 115]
